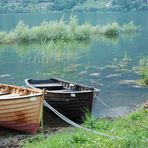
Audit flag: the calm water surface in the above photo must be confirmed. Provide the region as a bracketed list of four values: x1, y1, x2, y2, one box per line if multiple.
[0, 12, 148, 118]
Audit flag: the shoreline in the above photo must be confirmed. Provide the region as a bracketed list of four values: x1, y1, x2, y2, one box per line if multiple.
[0, 109, 69, 147]
[0, 101, 147, 147]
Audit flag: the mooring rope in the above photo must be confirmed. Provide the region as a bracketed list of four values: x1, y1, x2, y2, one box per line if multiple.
[95, 96, 148, 130]
[44, 100, 125, 140]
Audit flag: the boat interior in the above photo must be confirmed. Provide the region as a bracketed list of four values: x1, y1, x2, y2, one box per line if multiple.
[28, 79, 95, 92]
[0, 84, 37, 98]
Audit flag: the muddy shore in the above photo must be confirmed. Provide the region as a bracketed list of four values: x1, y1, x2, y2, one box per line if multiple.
[0, 109, 69, 148]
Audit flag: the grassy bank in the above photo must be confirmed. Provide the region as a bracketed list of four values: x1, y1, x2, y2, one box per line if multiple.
[0, 17, 139, 44]
[23, 106, 148, 148]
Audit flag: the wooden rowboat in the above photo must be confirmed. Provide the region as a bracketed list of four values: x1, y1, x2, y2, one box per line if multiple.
[25, 78, 99, 122]
[0, 84, 43, 134]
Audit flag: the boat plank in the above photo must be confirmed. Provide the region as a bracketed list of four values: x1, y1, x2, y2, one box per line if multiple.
[0, 100, 40, 109]
[0, 83, 43, 134]
[0, 108, 39, 118]
[0, 96, 40, 105]
[0, 104, 40, 114]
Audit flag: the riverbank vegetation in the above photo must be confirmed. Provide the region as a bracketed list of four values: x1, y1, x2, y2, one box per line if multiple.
[23, 106, 148, 148]
[0, 17, 139, 44]
[136, 57, 148, 86]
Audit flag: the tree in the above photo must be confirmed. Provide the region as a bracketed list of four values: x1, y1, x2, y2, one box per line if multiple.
[112, 0, 143, 10]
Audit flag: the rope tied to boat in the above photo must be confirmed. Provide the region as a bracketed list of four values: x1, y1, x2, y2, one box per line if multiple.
[44, 100, 125, 140]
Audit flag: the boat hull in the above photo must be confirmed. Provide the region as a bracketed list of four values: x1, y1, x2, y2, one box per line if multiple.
[45, 91, 94, 121]
[0, 84, 43, 134]
[25, 78, 99, 122]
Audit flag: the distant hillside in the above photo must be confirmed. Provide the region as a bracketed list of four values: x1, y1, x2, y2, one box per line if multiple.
[0, 0, 148, 13]
[72, 0, 111, 11]
[72, 0, 148, 11]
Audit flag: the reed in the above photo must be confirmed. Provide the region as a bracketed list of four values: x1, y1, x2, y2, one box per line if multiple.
[100, 22, 119, 36]
[0, 16, 139, 44]
[138, 57, 148, 86]
[122, 21, 140, 34]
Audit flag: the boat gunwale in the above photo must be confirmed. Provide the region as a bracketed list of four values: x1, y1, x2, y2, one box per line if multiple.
[25, 78, 100, 94]
[0, 93, 43, 100]
[0, 83, 43, 100]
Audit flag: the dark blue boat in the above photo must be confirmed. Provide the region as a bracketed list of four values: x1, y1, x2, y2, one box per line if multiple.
[25, 78, 99, 122]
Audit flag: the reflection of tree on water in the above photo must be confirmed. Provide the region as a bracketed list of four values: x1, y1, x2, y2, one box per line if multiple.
[95, 32, 138, 46]
[0, 40, 90, 80]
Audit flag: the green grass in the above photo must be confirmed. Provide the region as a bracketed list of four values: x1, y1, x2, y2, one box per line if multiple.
[23, 107, 148, 148]
[0, 16, 139, 44]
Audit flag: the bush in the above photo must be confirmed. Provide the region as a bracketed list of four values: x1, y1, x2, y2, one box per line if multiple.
[122, 21, 140, 33]
[75, 23, 92, 40]
[0, 17, 139, 44]
[0, 32, 7, 43]
[101, 22, 119, 36]
[14, 21, 30, 43]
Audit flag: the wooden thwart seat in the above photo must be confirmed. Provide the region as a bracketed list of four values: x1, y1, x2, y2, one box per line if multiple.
[33, 83, 63, 90]
[51, 89, 78, 93]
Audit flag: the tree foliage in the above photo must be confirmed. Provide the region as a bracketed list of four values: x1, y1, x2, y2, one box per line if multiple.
[112, 0, 143, 10]
[0, 0, 148, 12]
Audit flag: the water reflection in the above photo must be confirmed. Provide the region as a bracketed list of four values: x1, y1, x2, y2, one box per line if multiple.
[0, 40, 90, 64]
[121, 32, 139, 41]
[38, 40, 90, 63]
[0, 40, 91, 84]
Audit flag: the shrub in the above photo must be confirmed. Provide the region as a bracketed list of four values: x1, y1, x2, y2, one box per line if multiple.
[75, 23, 92, 40]
[14, 21, 30, 43]
[122, 21, 140, 33]
[0, 32, 7, 43]
[0, 17, 139, 44]
[101, 22, 119, 36]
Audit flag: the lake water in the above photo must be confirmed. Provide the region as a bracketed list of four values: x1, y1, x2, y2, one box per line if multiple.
[0, 12, 148, 118]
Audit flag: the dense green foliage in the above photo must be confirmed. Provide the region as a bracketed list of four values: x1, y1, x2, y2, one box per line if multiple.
[50, 0, 86, 11]
[0, 17, 139, 44]
[0, 0, 86, 13]
[112, 0, 141, 10]
[0, 0, 148, 13]
[23, 107, 148, 148]
[74, 0, 148, 12]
